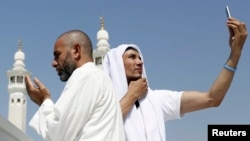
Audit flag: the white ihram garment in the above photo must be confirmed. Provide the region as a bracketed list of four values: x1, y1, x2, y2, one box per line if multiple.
[103, 44, 183, 141]
[29, 62, 125, 141]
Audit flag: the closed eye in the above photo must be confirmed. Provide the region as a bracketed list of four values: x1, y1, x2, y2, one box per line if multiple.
[128, 54, 136, 59]
[53, 51, 60, 60]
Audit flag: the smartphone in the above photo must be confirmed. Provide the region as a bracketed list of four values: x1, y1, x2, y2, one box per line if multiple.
[226, 6, 231, 18]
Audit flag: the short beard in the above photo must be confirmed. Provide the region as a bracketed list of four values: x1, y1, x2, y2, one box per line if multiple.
[59, 55, 77, 82]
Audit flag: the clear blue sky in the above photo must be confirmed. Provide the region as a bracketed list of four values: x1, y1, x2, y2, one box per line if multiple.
[0, 1, 249, 141]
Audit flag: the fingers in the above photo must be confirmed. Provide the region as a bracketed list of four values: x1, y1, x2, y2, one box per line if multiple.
[227, 18, 248, 44]
[227, 18, 247, 33]
[25, 75, 45, 92]
[141, 77, 149, 87]
[227, 20, 240, 34]
[25, 75, 34, 92]
[228, 27, 234, 40]
[138, 77, 148, 88]
[239, 22, 248, 36]
[33, 77, 45, 90]
[24, 75, 50, 106]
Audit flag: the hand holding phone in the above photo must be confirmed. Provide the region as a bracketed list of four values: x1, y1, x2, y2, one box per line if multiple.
[226, 6, 231, 18]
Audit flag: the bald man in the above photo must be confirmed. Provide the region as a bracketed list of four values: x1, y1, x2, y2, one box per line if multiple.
[25, 30, 125, 141]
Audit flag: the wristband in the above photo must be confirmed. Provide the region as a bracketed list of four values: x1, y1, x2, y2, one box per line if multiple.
[223, 64, 237, 72]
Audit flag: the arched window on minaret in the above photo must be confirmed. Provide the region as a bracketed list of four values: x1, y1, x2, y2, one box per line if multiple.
[17, 76, 23, 83]
[10, 76, 15, 84]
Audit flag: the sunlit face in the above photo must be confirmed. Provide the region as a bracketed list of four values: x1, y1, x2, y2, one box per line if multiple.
[52, 38, 76, 82]
[122, 48, 143, 82]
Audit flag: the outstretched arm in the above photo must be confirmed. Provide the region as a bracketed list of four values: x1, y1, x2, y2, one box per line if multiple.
[180, 17, 248, 115]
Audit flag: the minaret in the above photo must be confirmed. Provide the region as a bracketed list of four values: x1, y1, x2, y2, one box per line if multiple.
[93, 16, 110, 69]
[6, 40, 31, 132]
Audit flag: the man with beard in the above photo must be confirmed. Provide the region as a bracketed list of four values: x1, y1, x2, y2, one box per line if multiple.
[25, 30, 125, 141]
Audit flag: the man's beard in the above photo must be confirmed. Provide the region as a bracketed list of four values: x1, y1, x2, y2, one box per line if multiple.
[58, 55, 77, 82]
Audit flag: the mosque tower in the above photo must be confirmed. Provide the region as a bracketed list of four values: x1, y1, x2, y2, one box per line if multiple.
[6, 40, 31, 132]
[93, 16, 110, 69]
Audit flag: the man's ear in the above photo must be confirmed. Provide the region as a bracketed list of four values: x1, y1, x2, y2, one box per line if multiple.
[73, 43, 81, 60]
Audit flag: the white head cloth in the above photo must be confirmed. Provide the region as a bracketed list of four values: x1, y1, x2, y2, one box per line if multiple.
[103, 44, 165, 141]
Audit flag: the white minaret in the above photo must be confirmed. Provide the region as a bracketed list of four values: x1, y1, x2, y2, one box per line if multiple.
[93, 16, 110, 69]
[6, 40, 31, 132]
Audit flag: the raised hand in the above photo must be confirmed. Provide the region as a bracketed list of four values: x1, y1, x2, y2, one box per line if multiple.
[227, 17, 248, 52]
[127, 77, 148, 101]
[25, 75, 51, 106]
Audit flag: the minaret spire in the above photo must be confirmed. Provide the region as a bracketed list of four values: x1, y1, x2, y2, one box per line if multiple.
[6, 40, 31, 133]
[18, 40, 22, 51]
[93, 16, 111, 69]
[96, 16, 110, 51]
[100, 16, 105, 30]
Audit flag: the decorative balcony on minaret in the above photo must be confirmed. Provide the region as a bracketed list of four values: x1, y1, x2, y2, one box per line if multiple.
[93, 16, 110, 69]
[6, 40, 31, 133]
